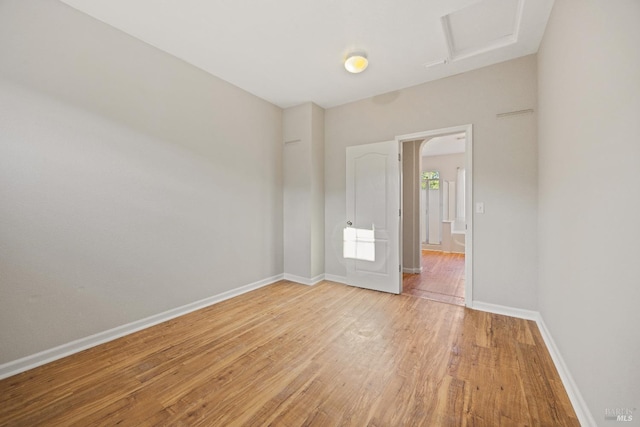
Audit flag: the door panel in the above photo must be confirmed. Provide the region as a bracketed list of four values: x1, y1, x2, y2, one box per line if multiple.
[345, 141, 400, 294]
[355, 154, 387, 229]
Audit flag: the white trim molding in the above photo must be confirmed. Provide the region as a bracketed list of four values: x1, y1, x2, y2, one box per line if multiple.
[323, 274, 347, 285]
[472, 300, 539, 321]
[0, 279, 595, 426]
[471, 301, 595, 427]
[535, 316, 597, 427]
[402, 267, 423, 274]
[0, 274, 284, 381]
[282, 273, 324, 286]
[396, 124, 473, 308]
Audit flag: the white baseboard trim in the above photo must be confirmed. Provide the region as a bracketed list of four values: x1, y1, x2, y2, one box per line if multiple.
[471, 300, 595, 426]
[0, 280, 595, 426]
[535, 316, 596, 427]
[471, 300, 539, 321]
[0, 273, 284, 381]
[402, 267, 423, 274]
[323, 274, 347, 284]
[282, 273, 324, 286]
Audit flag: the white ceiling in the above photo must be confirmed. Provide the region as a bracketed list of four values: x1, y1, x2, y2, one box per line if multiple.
[422, 133, 466, 157]
[59, 0, 554, 109]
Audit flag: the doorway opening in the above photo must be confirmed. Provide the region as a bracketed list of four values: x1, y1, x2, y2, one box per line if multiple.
[398, 125, 472, 306]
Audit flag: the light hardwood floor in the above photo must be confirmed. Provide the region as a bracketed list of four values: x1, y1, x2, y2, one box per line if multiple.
[403, 250, 465, 306]
[0, 280, 578, 426]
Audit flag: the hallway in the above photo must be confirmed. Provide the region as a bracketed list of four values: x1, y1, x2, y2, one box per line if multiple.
[403, 250, 465, 306]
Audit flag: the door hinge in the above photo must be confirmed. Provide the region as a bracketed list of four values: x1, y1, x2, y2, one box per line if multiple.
[399, 265, 402, 273]
[398, 153, 401, 161]
[399, 209, 401, 216]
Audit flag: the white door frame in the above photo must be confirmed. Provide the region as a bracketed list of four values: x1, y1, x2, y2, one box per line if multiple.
[397, 124, 473, 307]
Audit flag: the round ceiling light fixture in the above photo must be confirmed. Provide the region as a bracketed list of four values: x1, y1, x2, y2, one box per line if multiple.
[344, 52, 368, 74]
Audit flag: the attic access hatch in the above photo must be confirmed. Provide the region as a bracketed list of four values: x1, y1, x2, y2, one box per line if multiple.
[441, 0, 523, 61]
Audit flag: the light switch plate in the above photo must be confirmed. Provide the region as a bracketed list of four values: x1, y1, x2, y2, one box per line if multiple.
[475, 202, 485, 214]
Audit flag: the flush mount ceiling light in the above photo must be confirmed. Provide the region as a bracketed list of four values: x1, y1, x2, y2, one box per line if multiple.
[344, 52, 368, 73]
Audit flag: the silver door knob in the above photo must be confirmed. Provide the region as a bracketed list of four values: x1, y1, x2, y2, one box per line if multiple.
[347, 221, 352, 226]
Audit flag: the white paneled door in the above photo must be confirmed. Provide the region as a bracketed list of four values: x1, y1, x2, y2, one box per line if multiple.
[344, 141, 401, 294]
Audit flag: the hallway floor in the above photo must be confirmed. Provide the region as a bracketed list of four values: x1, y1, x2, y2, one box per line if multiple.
[403, 250, 465, 306]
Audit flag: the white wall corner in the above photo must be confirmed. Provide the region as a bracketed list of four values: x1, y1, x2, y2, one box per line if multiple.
[0, 274, 284, 381]
[472, 301, 596, 426]
[282, 273, 324, 286]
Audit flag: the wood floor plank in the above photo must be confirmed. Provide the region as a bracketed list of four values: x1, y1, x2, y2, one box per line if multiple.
[0, 280, 579, 426]
[154, 283, 370, 425]
[403, 250, 465, 305]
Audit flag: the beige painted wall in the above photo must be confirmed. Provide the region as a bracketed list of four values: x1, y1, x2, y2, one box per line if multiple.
[402, 141, 422, 271]
[537, 0, 640, 422]
[0, 1, 283, 364]
[283, 105, 312, 279]
[310, 104, 326, 278]
[283, 103, 325, 280]
[325, 55, 538, 309]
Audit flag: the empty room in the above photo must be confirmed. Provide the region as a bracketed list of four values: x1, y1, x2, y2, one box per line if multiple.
[1, 0, 638, 425]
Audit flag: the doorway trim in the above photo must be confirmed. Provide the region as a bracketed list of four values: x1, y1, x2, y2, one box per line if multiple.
[397, 124, 473, 307]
